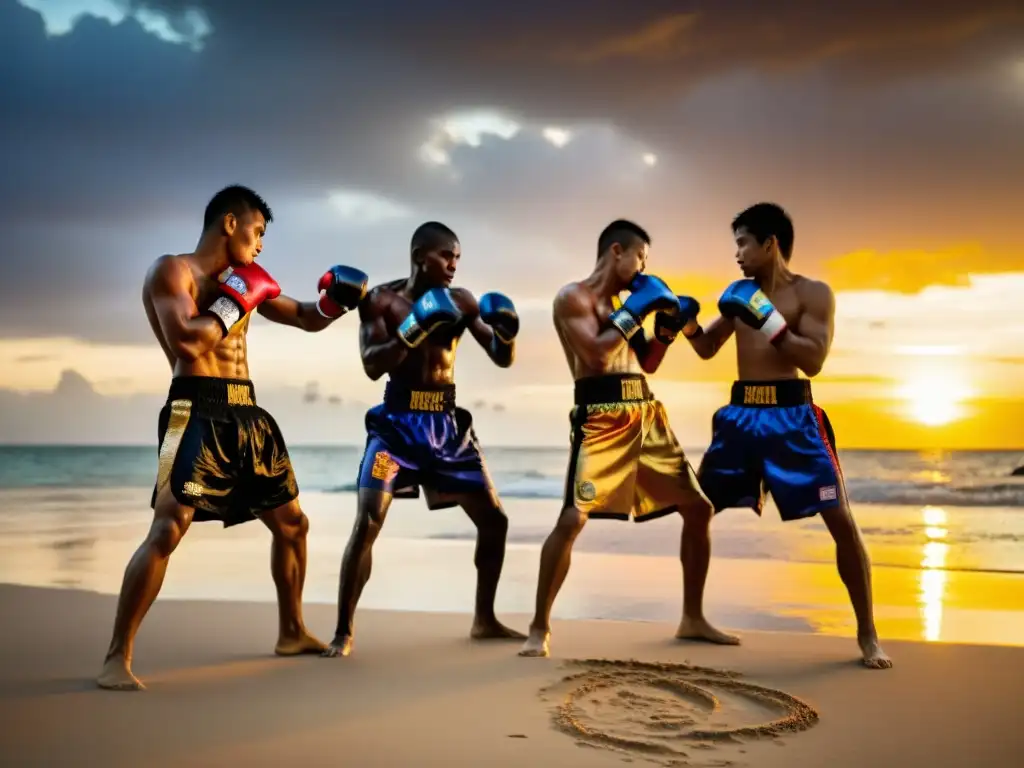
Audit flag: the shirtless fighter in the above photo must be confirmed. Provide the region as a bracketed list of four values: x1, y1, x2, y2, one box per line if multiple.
[97, 185, 369, 690]
[323, 221, 524, 657]
[686, 202, 891, 669]
[519, 220, 738, 658]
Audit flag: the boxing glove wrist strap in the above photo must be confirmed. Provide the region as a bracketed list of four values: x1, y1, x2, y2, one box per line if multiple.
[206, 296, 241, 335]
[761, 312, 788, 343]
[397, 314, 427, 348]
[609, 309, 642, 339]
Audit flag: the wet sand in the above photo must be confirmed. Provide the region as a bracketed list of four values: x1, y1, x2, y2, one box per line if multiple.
[2, 488, 1024, 648]
[1, 584, 1022, 767]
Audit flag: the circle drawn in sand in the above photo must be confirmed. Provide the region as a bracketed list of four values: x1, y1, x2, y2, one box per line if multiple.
[540, 658, 819, 766]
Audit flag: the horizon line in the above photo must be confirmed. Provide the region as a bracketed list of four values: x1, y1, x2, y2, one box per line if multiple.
[0, 443, 1022, 454]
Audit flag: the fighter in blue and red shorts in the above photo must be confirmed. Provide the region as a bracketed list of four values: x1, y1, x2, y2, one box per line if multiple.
[323, 221, 526, 657]
[683, 202, 892, 669]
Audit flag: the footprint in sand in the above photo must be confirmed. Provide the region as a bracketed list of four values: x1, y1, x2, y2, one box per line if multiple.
[539, 658, 819, 767]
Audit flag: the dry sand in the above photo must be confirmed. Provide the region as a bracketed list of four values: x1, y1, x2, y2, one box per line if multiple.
[1, 583, 1021, 767]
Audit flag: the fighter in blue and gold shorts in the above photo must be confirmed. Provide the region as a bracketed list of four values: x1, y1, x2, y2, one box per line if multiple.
[565, 373, 706, 521]
[356, 380, 496, 508]
[150, 376, 299, 527]
[697, 379, 845, 521]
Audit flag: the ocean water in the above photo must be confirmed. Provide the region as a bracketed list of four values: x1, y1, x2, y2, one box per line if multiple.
[0, 444, 1021, 507]
[0, 445, 1022, 644]
[0, 445, 1022, 579]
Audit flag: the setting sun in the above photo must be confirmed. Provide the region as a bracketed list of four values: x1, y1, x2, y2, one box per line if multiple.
[897, 370, 972, 427]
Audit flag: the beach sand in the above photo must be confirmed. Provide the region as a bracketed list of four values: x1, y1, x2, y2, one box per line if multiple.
[1, 583, 1022, 767]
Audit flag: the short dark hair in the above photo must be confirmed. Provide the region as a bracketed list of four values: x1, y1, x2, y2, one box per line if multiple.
[732, 203, 794, 261]
[202, 185, 273, 233]
[597, 219, 650, 259]
[410, 221, 458, 254]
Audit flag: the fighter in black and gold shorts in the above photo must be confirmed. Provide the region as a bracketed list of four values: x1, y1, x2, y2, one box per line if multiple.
[564, 373, 706, 521]
[151, 376, 299, 527]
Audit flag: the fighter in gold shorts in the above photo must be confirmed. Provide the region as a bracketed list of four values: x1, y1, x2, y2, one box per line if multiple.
[519, 220, 740, 657]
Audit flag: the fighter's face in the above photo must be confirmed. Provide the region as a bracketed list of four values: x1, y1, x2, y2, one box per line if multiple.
[224, 209, 265, 267]
[415, 240, 460, 287]
[734, 227, 772, 277]
[614, 240, 649, 285]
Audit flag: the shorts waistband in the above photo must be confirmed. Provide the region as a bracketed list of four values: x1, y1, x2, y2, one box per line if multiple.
[574, 374, 652, 406]
[730, 379, 812, 407]
[383, 381, 456, 412]
[167, 376, 257, 407]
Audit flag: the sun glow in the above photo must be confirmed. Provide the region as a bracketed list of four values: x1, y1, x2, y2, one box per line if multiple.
[897, 368, 971, 427]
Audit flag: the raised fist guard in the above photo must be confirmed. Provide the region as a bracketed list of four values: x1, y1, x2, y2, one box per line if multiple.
[323, 221, 525, 658]
[519, 220, 738, 659]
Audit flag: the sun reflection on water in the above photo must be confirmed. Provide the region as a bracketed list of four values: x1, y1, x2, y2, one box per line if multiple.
[919, 506, 949, 642]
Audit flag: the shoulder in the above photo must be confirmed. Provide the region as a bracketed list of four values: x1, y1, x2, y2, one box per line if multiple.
[145, 253, 192, 294]
[795, 276, 834, 313]
[358, 280, 399, 320]
[449, 286, 479, 316]
[553, 281, 590, 312]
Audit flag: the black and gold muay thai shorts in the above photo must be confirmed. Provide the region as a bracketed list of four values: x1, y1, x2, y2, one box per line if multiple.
[563, 373, 706, 521]
[150, 376, 298, 527]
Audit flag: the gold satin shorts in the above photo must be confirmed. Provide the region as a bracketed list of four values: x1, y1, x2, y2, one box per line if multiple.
[564, 374, 705, 521]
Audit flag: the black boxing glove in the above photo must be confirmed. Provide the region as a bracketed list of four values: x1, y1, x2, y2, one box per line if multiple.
[317, 265, 369, 319]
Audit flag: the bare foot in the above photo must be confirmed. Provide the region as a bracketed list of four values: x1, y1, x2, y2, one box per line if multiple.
[675, 616, 741, 645]
[321, 634, 354, 658]
[517, 628, 551, 658]
[859, 635, 893, 669]
[274, 629, 328, 656]
[471, 617, 528, 641]
[96, 656, 145, 691]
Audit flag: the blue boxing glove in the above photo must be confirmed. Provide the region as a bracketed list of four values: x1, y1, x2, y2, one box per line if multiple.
[479, 292, 519, 344]
[718, 280, 788, 342]
[609, 273, 680, 340]
[397, 288, 461, 348]
[654, 296, 701, 345]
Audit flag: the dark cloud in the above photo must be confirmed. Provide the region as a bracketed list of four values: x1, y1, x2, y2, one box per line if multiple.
[1, 0, 1022, 346]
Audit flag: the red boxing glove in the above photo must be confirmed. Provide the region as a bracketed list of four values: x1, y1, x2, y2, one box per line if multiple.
[205, 262, 282, 334]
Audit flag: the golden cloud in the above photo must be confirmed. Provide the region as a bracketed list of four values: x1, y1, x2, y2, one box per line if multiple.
[824, 244, 1024, 293]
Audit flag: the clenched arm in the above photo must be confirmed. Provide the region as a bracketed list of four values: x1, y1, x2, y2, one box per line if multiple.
[773, 281, 834, 376]
[553, 285, 629, 371]
[359, 293, 408, 380]
[628, 332, 669, 374]
[148, 260, 224, 362]
[257, 294, 339, 332]
[686, 315, 735, 360]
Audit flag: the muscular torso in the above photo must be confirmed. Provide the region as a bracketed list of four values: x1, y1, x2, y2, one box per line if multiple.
[732, 277, 806, 380]
[144, 255, 252, 380]
[557, 283, 642, 380]
[376, 283, 470, 388]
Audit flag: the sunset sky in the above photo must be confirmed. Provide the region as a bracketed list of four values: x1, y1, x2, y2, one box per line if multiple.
[1, 0, 1023, 449]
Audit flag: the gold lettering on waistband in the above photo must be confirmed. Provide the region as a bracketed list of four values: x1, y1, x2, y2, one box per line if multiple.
[620, 379, 644, 401]
[227, 383, 254, 406]
[743, 385, 778, 405]
[409, 390, 446, 412]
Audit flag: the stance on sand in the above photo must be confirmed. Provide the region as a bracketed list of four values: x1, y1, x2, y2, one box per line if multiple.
[324, 221, 524, 657]
[686, 202, 891, 669]
[519, 220, 739, 658]
[97, 185, 369, 690]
